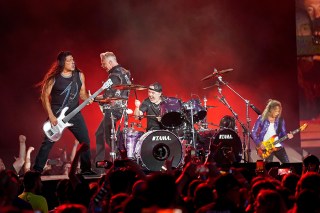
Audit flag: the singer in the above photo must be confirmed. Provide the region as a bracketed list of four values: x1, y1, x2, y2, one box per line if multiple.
[94, 52, 132, 167]
[251, 99, 293, 163]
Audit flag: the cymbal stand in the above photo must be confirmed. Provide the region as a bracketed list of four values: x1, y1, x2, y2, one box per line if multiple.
[201, 96, 209, 130]
[115, 101, 130, 156]
[185, 102, 197, 149]
[216, 75, 254, 162]
[110, 112, 117, 162]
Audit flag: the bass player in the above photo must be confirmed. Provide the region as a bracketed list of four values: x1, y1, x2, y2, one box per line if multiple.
[33, 51, 96, 175]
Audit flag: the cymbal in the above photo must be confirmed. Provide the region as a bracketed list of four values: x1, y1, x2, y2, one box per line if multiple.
[94, 97, 127, 103]
[113, 84, 147, 90]
[203, 82, 220, 90]
[206, 105, 218, 108]
[201, 68, 233, 81]
[129, 114, 159, 119]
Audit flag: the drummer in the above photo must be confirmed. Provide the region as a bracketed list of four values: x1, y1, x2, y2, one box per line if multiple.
[134, 82, 164, 131]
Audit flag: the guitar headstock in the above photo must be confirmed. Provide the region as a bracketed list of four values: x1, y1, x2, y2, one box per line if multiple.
[300, 123, 308, 131]
[102, 79, 113, 89]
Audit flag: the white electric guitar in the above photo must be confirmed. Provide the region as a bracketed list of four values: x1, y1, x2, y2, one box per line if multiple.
[43, 79, 113, 142]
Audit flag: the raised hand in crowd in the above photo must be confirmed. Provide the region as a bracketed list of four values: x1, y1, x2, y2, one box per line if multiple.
[12, 135, 26, 174]
[24, 146, 35, 173]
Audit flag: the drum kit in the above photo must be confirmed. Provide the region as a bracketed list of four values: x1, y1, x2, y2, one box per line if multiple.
[96, 68, 261, 171]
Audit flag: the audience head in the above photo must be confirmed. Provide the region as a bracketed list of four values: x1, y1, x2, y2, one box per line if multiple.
[23, 171, 42, 193]
[281, 173, 300, 194]
[254, 189, 287, 213]
[303, 154, 320, 173]
[145, 172, 177, 208]
[0, 170, 19, 205]
[54, 203, 87, 213]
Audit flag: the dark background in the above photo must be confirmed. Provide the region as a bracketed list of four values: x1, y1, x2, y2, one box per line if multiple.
[0, 0, 300, 166]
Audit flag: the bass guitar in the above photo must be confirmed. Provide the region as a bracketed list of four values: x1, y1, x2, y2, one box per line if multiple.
[256, 123, 308, 159]
[43, 79, 113, 142]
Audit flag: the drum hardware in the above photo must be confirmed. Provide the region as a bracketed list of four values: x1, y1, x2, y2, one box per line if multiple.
[112, 84, 147, 91]
[204, 71, 259, 163]
[184, 101, 197, 149]
[110, 112, 117, 162]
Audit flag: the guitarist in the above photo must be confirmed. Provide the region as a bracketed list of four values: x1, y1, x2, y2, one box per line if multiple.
[94, 52, 131, 164]
[33, 51, 95, 175]
[251, 99, 293, 163]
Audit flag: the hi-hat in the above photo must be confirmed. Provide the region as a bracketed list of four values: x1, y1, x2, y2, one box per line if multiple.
[113, 84, 147, 90]
[201, 68, 233, 81]
[94, 97, 127, 103]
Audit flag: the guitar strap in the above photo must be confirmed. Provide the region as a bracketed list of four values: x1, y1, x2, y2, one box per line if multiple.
[276, 117, 283, 135]
[66, 71, 78, 107]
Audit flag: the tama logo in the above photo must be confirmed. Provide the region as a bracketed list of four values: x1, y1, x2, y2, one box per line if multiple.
[219, 134, 233, 139]
[152, 136, 171, 141]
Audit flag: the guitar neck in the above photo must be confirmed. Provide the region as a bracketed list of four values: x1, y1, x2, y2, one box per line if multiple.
[273, 128, 301, 146]
[63, 86, 105, 122]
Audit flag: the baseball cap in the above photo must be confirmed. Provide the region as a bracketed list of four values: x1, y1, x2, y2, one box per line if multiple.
[149, 82, 162, 92]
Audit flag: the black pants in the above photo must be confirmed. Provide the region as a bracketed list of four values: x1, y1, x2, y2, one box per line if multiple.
[34, 113, 91, 172]
[264, 146, 289, 163]
[95, 109, 123, 162]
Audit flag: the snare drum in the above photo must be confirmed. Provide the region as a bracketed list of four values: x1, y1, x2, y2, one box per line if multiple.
[135, 130, 183, 171]
[159, 97, 183, 128]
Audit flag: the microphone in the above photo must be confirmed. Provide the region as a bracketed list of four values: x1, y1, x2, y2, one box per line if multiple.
[250, 104, 261, 115]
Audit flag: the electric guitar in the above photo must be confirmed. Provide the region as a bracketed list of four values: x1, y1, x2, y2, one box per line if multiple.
[43, 79, 113, 142]
[256, 123, 308, 159]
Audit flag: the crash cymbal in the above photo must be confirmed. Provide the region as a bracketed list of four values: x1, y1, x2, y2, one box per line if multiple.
[113, 84, 147, 90]
[94, 97, 127, 103]
[201, 68, 233, 81]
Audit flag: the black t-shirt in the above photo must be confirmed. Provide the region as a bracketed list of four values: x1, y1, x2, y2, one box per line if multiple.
[50, 71, 82, 116]
[140, 98, 163, 131]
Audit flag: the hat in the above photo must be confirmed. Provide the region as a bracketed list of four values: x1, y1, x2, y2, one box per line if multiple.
[149, 82, 162, 93]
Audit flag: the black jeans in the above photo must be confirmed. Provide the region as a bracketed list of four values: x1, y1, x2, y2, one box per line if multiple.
[34, 113, 91, 172]
[264, 146, 289, 163]
[95, 108, 123, 162]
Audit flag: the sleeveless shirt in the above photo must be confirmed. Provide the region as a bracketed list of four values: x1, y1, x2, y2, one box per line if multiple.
[50, 71, 82, 116]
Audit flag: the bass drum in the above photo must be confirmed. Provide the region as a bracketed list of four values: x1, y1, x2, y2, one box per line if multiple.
[211, 129, 242, 165]
[135, 130, 183, 171]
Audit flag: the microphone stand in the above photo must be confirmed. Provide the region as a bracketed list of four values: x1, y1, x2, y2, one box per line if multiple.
[216, 75, 255, 163]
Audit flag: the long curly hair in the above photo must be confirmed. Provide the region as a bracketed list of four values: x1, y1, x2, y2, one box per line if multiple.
[37, 51, 72, 94]
[261, 99, 282, 121]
